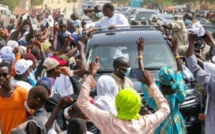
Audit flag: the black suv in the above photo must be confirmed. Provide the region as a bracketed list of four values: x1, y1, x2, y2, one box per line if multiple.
[85, 27, 202, 134]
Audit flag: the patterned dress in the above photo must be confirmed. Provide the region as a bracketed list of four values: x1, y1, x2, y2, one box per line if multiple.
[142, 66, 187, 134]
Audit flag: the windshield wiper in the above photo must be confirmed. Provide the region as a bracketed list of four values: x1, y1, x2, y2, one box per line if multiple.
[144, 67, 161, 70]
[96, 70, 113, 74]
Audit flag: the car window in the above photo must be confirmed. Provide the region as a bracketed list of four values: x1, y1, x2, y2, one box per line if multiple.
[87, 44, 177, 71]
[135, 12, 154, 20]
[203, 25, 215, 33]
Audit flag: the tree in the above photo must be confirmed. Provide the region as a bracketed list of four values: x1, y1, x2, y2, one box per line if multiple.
[1, 0, 20, 11]
[31, 0, 43, 5]
[171, 0, 198, 5]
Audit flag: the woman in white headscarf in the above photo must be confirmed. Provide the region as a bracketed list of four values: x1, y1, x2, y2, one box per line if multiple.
[94, 75, 118, 115]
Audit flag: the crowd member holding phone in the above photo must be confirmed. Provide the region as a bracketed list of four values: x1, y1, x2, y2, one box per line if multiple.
[137, 37, 187, 134]
[186, 33, 215, 134]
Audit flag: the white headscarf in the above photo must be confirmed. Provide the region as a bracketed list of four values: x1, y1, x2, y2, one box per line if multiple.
[94, 75, 118, 115]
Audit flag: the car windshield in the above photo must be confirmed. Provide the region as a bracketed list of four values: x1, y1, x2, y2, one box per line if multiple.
[135, 12, 154, 20]
[87, 44, 177, 71]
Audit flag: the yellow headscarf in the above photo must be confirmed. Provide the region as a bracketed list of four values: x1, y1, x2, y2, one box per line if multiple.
[116, 88, 141, 121]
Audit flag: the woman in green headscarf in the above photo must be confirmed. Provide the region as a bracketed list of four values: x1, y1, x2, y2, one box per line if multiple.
[75, 58, 170, 134]
[115, 88, 141, 121]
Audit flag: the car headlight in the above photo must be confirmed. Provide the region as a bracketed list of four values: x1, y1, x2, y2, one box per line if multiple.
[185, 116, 197, 124]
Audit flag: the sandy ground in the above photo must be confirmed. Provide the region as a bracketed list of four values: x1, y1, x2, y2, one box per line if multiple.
[37, 0, 82, 19]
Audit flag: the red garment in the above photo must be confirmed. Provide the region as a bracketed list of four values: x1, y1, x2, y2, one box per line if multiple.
[51, 56, 67, 66]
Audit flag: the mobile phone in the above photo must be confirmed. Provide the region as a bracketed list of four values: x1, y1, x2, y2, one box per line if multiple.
[129, 69, 145, 80]
[82, 31, 87, 36]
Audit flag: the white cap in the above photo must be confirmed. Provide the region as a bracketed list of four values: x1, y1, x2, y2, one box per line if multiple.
[0, 46, 13, 55]
[7, 40, 18, 49]
[15, 59, 33, 75]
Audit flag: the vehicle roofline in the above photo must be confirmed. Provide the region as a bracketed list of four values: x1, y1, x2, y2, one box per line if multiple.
[93, 25, 160, 34]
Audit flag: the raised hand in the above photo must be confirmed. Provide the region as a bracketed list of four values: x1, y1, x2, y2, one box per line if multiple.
[108, 25, 116, 30]
[140, 69, 155, 87]
[58, 66, 73, 77]
[204, 32, 215, 46]
[188, 34, 197, 43]
[136, 37, 145, 52]
[89, 57, 100, 76]
[58, 96, 74, 108]
[81, 20, 87, 27]
[77, 40, 85, 51]
[13, 46, 20, 54]
[31, 38, 41, 47]
[66, 36, 73, 44]
[53, 23, 59, 34]
[80, 36, 88, 44]
[170, 37, 178, 53]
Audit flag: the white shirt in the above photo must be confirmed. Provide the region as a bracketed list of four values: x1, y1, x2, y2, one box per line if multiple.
[95, 13, 129, 28]
[10, 79, 32, 91]
[54, 73, 74, 97]
[187, 21, 205, 37]
[203, 62, 215, 114]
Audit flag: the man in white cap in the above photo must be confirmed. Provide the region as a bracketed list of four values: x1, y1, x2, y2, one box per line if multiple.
[10, 59, 33, 91]
[43, 58, 61, 96]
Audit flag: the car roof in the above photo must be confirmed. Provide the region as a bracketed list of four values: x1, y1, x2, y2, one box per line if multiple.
[89, 28, 166, 45]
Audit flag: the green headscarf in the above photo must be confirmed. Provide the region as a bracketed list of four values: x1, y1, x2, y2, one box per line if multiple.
[116, 88, 141, 121]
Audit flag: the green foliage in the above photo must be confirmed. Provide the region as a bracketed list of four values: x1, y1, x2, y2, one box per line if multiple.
[171, 0, 198, 4]
[0, 0, 20, 11]
[112, 0, 130, 5]
[143, 0, 172, 6]
[31, 0, 43, 5]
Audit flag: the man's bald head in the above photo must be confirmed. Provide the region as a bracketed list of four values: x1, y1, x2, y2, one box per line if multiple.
[113, 57, 130, 69]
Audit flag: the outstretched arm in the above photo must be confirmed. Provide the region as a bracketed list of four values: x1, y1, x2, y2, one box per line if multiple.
[136, 37, 145, 70]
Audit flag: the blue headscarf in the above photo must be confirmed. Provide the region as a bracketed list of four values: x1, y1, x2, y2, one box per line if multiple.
[157, 66, 184, 91]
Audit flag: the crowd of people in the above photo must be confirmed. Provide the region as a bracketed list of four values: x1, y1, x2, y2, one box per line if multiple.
[0, 2, 215, 134]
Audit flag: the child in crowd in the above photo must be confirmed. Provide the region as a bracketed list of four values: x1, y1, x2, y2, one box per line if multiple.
[25, 86, 52, 134]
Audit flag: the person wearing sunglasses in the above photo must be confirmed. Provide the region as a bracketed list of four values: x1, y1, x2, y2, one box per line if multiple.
[56, 19, 72, 51]
[0, 62, 30, 134]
